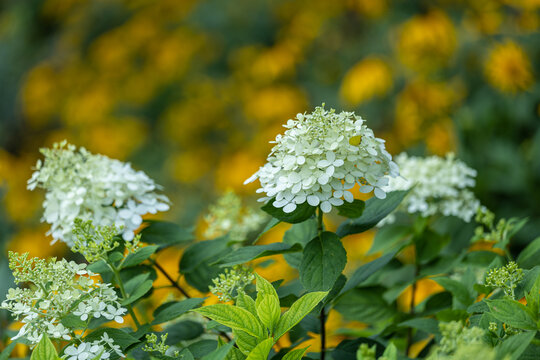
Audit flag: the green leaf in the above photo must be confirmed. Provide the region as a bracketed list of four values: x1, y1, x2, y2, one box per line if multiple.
[236, 291, 258, 316]
[336, 190, 409, 237]
[399, 318, 440, 337]
[225, 346, 247, 360]
[121, 245, 159, 268]
[245, 338, 274, 360]
[495, 331, 536, 360]
[262, 199, 316, 224]
[256, 293, 281, 333]
[84, 328, 139, 350]
[0, 341, 18, 360]
[194, 304, 265, 338]
[122, 279, 153, 305]
[368, 225, 411, 255]
[486, 299, 538, 330]
[218, 243, 302, 267]
[518, 236, 540, 269]
[414, 229, 450, 264]
[124, 272, 151, 295]
[30, 336, 59, 360]
[381, 343, 397, 360]
[202, 340, 235, 360]
[300, 232, 347, 291]
[255, 273, 281, 332]
[340, 252, 396, 295]
[180, 237, 230, 273]
[140, 220, 193, 245]
[282, 347, 309, 360]
[334, 287, 395, 324]
[526, 275, 540, 317]
[274, 291, 328, 340]
[253, 218, 280, 243]
[152, 298, 206, 324]
[233, 330, 259, 354]
[283, 219, 318, 268]
[433, 277, 473, 307]
[337, 199, 365, 218]
[166, 320, 205, 342]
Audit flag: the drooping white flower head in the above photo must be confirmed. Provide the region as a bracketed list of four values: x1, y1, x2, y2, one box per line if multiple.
[381, 153, 481, 223]
[245, 105, 399, 213]
[27, 141, 170, 245]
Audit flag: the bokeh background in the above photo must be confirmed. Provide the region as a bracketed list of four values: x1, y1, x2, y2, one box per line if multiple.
[1, 0, 540, 355]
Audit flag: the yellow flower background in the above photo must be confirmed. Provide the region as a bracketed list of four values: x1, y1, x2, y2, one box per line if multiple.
[0, 0, 539, 355]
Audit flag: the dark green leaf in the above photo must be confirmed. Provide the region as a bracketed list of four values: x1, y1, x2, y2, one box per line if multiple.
[399, 318, 441, 337]
[283, 219, 318, 268]
[337, 199, 365, 218]
[299, 232, 347, 291]
[368, 225, 411, 255]
[165, 320, 204, 343]
[152, 298, 206, 325]
[495, 331, 536, 360]
[334, 287, 395, 323]
[486, 299, 537, 330]
[121, 245, 159, 268]
[201, 340, 234, 360]
[140, 220, 193, 245]
[180, 237, 230, 273]
[122, 279, 153, 305]
[518, 237, 540, 269]
[433, 277, 473, 307]
[340, 252, 396, 295]
[261, 199, 316, 224]
[336, 190, 409, 237]
[217, 243, 302, 267]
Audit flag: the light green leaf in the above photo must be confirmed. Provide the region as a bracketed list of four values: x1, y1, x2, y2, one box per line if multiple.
[381, 343, 397, 360]
[194, 304, 265, 338]
[282, 347, 309, 360]
[526, 274, 540, 317]
[486, 299, 538, 330]
[152, 298, 205, 324]
[336, 190, 409, 237]
[30, 336, 59, 360]
[300, 232, 347, 291]
[121, 245, 159, 268]
[236, 291, 258, 316]
[225, 346, 248, 360]
[274, 291, 328, 340]
[245, 338, 274, 360]
[218, 243, 301, 267]
[256, 293, 281, 333]
[233, 330, 259, 355]
[0, 341, 18, 360]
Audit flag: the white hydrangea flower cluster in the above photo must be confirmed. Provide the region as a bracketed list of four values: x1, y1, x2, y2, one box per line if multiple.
[27, 141, 170, 245]
[63, 333, 124, 360]
[245, 105, 399, 213]
[1, 252, 126, 345]
[381, 153, 481, 224]
[203, 191, 266, 241]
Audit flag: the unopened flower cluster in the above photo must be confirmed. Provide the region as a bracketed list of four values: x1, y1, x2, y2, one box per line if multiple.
[426, 322, 494, 360]
[209, 265, 255, 302]
[63, 333, 123, 360]
[485, 261, 523, 299]
[204, 191, 266, 241]
[245, 105, 399, 213]
[473, 207, 522, 245]
[1, 252, 126, 345]
[27, 141, 170, 245]
[381, 153, 480, 224]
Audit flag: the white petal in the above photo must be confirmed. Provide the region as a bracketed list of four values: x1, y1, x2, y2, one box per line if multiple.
[359, 185, 373, 193]
[307, 195, 320, 206]
[320, 201, 332, 213]
[374, 188, 387, 199]
[283, 203, 297, 213]
[343, 191, 354, 202]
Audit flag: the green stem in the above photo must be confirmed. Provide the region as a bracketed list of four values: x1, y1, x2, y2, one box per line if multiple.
[317, 206, 326, 360]
[108, 262, 141, 329]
